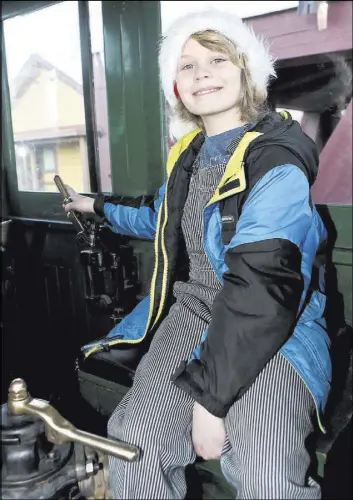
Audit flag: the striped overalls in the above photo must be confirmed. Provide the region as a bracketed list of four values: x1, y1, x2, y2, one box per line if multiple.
[107, 127, 321, 499]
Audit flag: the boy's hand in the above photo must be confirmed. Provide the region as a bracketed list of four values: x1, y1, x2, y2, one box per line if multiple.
[63, 185, 94, 214]
[192, 401, 226, 460]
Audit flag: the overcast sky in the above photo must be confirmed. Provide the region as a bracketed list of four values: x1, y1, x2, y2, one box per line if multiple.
[4, 1, 299, 85]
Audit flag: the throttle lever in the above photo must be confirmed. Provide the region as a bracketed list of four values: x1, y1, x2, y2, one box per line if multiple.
[54, 175, 87, 238]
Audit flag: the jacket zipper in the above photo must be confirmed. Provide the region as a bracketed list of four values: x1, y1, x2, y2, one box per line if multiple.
[151, 179, 170, 328]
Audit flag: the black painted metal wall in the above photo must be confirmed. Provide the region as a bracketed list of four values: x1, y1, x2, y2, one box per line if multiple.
[1, 218, 154, 407]
[2, 222, 88, 402]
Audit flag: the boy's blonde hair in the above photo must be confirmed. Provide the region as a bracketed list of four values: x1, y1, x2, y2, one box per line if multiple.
[175, 30, 269, 130]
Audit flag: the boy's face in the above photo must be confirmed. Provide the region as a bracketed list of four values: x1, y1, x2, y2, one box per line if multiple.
[176, 37, 242, 120]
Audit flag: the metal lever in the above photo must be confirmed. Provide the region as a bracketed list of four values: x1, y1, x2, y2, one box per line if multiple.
[7, 378, 140, 463]
[54, 175, 87, 236]
[54, 174, 72, 203]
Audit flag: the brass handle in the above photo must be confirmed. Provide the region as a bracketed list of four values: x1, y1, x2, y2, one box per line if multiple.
[7, 379, 140, 463]
[53, 175, 87, 236]
[54, 174, 71, 202]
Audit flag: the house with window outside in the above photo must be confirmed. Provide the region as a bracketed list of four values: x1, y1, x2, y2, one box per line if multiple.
[10, 51, 110, 193]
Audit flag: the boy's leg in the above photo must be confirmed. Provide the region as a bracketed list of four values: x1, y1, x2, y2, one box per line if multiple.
[107, 302, 205, 500]
[221, 352, 321, 499]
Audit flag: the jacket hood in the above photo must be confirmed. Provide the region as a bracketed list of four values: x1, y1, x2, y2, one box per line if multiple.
[178, 112, 319, 187]
[250, 112, 319, 186]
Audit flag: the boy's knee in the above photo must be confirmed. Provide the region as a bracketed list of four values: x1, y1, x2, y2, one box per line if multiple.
[241, 465, 285, 498]
[107, 409, 124, 439]
[238, 456, 318, 499]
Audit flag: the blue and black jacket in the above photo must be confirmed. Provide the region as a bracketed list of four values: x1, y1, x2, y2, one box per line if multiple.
[85, 111, 331, 430]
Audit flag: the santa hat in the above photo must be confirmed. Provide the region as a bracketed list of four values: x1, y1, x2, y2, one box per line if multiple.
[158, 7, 277, 141]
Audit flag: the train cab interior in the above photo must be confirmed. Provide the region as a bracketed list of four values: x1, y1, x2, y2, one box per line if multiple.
[1, 1, 352, 499]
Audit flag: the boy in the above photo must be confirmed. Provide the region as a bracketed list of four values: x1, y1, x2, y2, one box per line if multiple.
[65, 9, 331, 499]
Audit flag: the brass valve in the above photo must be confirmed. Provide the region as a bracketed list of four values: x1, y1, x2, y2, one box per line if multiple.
[7, 378, 139, 463]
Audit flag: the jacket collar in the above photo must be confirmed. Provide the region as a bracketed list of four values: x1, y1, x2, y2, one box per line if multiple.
[166, 111, 291, 205]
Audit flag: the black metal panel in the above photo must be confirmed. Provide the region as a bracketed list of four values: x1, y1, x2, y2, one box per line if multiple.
[1, 217, 154, 408]
[1, 220, 102, 404]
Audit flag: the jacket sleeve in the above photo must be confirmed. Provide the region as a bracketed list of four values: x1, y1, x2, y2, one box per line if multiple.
[171, 164, 312, 418]
[93, 182, 165, 240]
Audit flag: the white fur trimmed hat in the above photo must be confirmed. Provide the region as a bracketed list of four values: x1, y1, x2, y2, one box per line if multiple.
[158, 7, 277, 141]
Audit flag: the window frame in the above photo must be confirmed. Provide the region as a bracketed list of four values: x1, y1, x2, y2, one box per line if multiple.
[1, 1, 61, 21]
[1, 0, 100, 221]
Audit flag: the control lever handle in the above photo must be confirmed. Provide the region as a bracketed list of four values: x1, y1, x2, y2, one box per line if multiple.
[54, 174, 71, 202]
[7, 378, 140, 463]
[54, 175, 87, 237]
